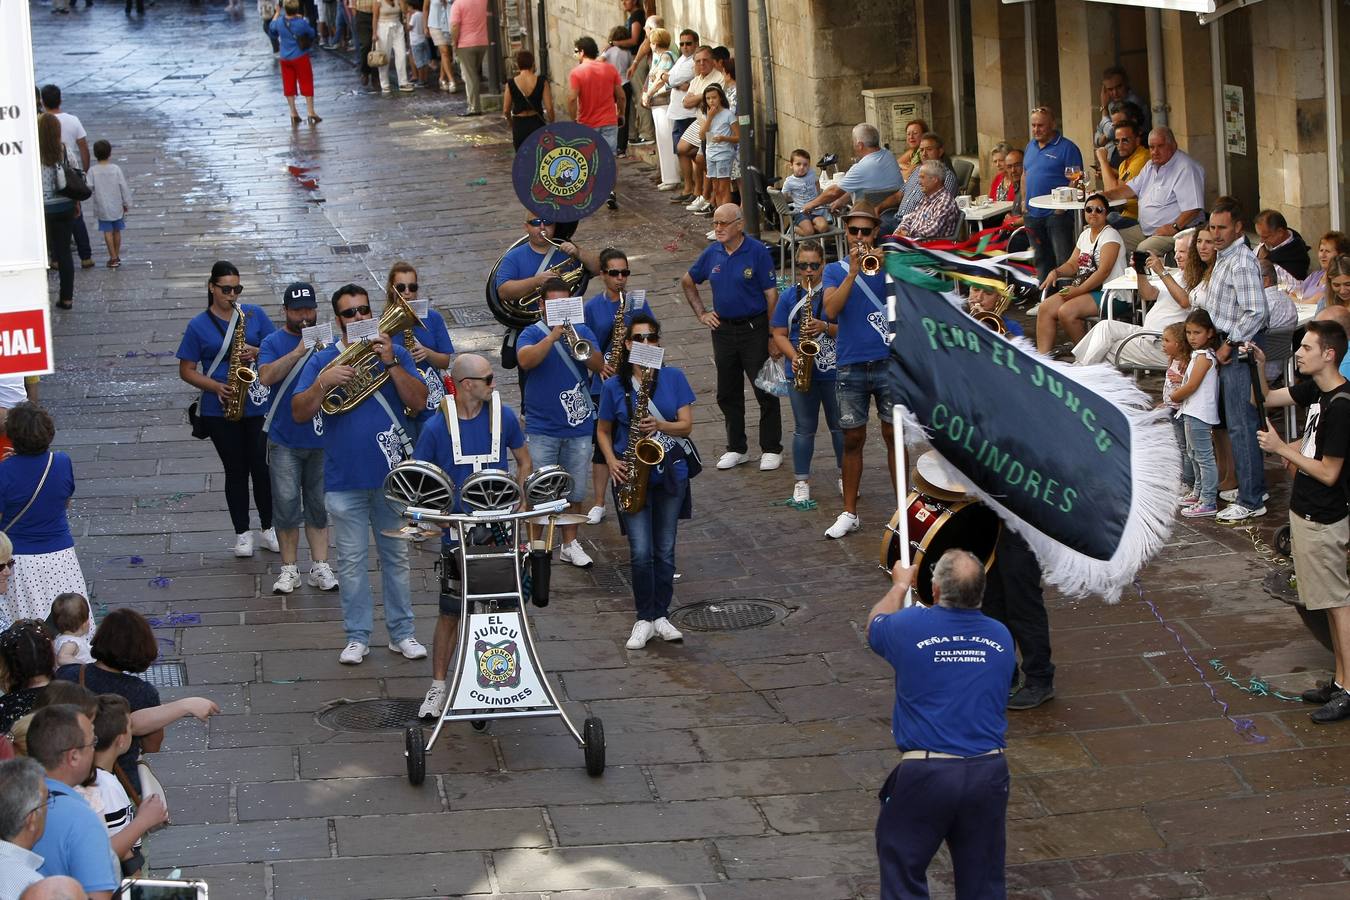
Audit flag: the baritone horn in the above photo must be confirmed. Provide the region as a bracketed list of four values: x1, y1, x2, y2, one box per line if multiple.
[319, 295, 421, 415]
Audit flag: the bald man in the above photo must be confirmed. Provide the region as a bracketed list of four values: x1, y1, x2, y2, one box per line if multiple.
[21, 876, 87, 900]
[411, 353, 532, 719]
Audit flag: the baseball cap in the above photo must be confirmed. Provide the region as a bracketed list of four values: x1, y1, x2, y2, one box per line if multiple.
[283, 282, 317, 308]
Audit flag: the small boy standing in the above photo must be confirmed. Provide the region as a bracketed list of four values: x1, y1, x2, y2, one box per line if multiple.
[87, 140, 132, 269]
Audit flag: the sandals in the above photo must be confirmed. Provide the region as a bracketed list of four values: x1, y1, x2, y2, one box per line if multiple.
[108, 257, 121, 269]
[56, 299, 73, 310]
[308, 115, 322, 125]
[291, 114, 301, 125]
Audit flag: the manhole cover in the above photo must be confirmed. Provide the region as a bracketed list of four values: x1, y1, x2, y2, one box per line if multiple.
[316, 699, 423, 733]
[143, 661, 187, 688]
[445, 304, 497, 327]
[591, 564, 628, 592]
[329, 243, 371, 256]
[669, 599, 787, 631]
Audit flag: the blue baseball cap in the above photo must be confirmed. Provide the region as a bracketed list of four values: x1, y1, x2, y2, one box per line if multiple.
[283, 282, 317, 308]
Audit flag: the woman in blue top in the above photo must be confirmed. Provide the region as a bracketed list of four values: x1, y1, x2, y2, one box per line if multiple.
[0, 404, 85, 628]
[596, 315, 699, 651]
[770, 241, 843, 506]
[386, 261, 454, 443]
[176, 261, 279, 559]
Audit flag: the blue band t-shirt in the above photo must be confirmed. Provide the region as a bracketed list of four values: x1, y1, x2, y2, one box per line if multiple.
[518, 322, 602, 438]
[292, 342, 420, 491]
[598, 366, 697, 490]
[493, 241, 583, 295]
[258, 329, 324, 450]
[823, 261, 891, 367]
[0, 451, 76, 554]
[583, 291, 656, 393]
[770, 284, 838, 382]
[409, 308, 456, 424]
[35, 779, 120, 892]
[175, 304, 278, 418]
[868, 604, 1014, 757]
[686, 237, 776, 320]
[413, 401, 525, 543]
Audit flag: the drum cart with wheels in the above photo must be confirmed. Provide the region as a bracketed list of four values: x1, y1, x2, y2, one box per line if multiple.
[384, 463, 606, 784]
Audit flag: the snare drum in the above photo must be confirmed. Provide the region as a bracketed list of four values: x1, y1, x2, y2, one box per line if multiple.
[879, 490, 1002, 603]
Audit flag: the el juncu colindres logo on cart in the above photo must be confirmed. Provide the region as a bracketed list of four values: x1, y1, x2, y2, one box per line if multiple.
[452, 613, 549, 710]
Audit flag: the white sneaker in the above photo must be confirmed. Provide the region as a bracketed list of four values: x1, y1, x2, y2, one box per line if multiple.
[272, 564, 301, 594]
[792, 480, 810, 504]
[418, 681, 447, 718]
[686, 196, 710, 212]
[233, 532, 254, 557]
[559, 540, 594, 568]
[653, 617, 684, 642]
[759, 452, 783, 471]
[586, 505, 607, 525]
[339, 641, 369, 665]
[625, 620, 654, 650]
[1215, 503, 1267, 525]
[716, 451, 750, 470]
[706, 229, 716, 241]
[389, 637, 429, 660]
[1218, 489, 1270, 504]
[259, 527, 280, 552]
[825, 511, 860, 539]
[307, 561, 339, 591]
[658, 181, 681, 191]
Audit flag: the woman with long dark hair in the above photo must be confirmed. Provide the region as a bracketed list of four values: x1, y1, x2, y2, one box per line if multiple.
[596, 314, 699, 650]
[0, 616, 53, 733]
[38, 113, 76, 310]
[175, 261, 279, 557]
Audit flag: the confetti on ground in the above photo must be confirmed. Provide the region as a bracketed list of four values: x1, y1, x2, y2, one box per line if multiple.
[467, 177, 488, 185]
[148, 577, 173, 589]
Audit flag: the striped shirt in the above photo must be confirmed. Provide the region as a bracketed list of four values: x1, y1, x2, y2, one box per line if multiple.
[1205, 240, 1265, 343]
[898, 188, 961, 241]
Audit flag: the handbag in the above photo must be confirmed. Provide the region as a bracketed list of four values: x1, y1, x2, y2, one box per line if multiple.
[187, 401, 209, 439]
[55, 149, 92, 202]
[1069, 233, 1103, 287]
[283, 15, 312, 51]
[367, 48, 389, 67]
[2, 452, 53, 535]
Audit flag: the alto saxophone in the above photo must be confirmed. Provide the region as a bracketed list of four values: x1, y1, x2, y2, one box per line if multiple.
[605, 292, 627, 372]
[616, 369, 666, 515]
[793, 287, 819, 394]
[222, 305, 257, 422]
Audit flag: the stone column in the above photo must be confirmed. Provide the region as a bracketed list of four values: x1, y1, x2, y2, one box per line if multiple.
[1160, 11, 1218, 207]
[970, 0, 1029, 189]
[1053, 0, 1116, 152]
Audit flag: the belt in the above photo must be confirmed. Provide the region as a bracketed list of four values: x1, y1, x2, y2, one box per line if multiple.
[717, 312, 767, 326]
[900, 748, 1004, 761]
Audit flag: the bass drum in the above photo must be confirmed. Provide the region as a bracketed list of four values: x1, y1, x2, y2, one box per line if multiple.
[484, 223, 590, 331]
[879, 490, 1002, 603]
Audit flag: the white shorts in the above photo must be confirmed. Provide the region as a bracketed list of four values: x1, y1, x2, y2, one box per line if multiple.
[428, 26, 449, 48]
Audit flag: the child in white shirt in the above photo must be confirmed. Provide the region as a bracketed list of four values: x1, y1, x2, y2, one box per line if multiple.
[51, 591, 95, 666]
[90, 694, 168, 877]
[782, 149, 830, 237]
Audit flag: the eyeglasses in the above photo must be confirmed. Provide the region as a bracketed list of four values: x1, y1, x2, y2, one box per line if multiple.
[337, 305, 372, 319]
[1084, 206, 1107, 214]
[1030, 105, 1052, 115]
[712, 219, 740, 227]
[460, 374, 494, 385]
[213, 284, 244, 296]
[678, 40, 694, 46]
[605, 269, 631, 278]
[630, 333, 659, 343]
[394, 282, 419, 294]
[796, 261, 822, 270]
[63, 739, 96, 754]
[527, 218, 551, 227]
[25, 795, 55, 818]
[846, 226, 875, 236]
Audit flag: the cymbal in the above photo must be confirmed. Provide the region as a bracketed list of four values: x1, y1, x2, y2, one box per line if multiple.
[525, 513, 590, 527]
[380, 525, 439, 541]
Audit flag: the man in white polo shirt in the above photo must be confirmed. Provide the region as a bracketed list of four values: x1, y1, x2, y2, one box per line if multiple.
[1101, 126, 1205, 257]
[800, 123, 902, 220]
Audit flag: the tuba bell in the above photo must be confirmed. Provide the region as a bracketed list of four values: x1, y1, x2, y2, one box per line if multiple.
[319, 295, 421, 415]
[485, 232, 591, 330]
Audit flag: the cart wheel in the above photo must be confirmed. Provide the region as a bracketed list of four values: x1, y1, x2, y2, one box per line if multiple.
[583, 716, 605, 777]
[405, 726, 426, 786]
[470, 719, 490, 733]
[1274, 524, 1292, 558]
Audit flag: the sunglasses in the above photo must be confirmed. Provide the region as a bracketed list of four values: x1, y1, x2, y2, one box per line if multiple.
[846, 226, 875, 236]
[394, 282, 419, 294]
[605, 269, 631, 278]
[631, 333, 659, 343]
[796, 261, 822, 270]
[1084, 206, 1107, 214]
[460, 373, 494, 384]
[214, 284, 244, 296]
[0, 561, 14, 572]
[679, 40, 694, 46]
[337, 305, 372, 319]
[527, 218, 551, 227]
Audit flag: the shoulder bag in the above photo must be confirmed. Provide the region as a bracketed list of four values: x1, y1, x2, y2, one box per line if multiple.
[1, 452, 53, 535]
[56, 147, 92, 202]
[283, 15, 313, 51]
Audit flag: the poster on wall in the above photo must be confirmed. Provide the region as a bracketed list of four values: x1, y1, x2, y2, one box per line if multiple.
[1223, 84, 1247, 157]
[0, 0, 56, 377]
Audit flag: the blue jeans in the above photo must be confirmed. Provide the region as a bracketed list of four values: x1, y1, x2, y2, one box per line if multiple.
[1217, 356, 1267, 507]
[1183, 415, 1217, 505]
[621, 486, 682, 621]
[788, 377, 843, 479]
[1170, 411, 1193, 489]
[836, 360, 900, 429]
[1025, 212, 1075, 284]
[325, 488, 414, 645]
[526, 433, 591, 503]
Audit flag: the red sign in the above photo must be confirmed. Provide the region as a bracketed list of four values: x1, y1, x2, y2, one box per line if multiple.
[0, 309, 49, 376]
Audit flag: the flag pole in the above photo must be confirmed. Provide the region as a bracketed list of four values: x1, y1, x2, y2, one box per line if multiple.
[886, 273, 914, 607]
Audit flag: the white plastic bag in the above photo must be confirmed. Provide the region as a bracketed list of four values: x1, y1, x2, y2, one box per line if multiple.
[753, 357, 790, 397]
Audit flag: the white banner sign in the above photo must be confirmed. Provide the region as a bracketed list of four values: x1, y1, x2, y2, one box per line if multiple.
[450, 612, 551, 712]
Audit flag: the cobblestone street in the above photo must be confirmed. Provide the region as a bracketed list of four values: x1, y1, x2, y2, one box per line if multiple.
[27, 4, 1350, 899]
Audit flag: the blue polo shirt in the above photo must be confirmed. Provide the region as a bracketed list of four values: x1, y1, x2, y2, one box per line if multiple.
[583, 290, 656, 393]
[518, 321, 602, 438]
[868, 605, 1014, 756]
[175, 304, 278, 418]
[410, 308, 456, 424]
[687, 236, 777, 320]
[258, 329, 324, 450]
[413, 401, 525, 537]
[1022, 133, 1083, 219]
[292, 342, 421, 491]
[770, 284, 837, 382]
[835, 148, 903, 199]
[35, 778, 119, 893]
[823, 261, 891, 367]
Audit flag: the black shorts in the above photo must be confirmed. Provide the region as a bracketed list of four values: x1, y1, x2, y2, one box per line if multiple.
[591, 414, 606, 465]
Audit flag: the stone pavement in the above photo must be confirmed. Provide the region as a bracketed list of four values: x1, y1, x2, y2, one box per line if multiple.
[29, 5, 1350, 899]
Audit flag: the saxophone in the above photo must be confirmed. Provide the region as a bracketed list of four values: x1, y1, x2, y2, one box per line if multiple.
[793, 287, 820, 393]
[604, 292, 627, 371]
[616, 369, 666, 515]
[222, 305, 256, 422]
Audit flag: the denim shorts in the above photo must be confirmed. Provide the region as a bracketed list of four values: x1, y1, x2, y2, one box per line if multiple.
[526, 433, 591, 503]
[268, 442, 328, 530]
[98, 219, 125, 233]
[836, 361, 899, 429]
[706, 155, 732, 179]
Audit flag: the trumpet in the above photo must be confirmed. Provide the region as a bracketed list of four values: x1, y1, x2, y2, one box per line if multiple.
[855, 244, 884, 276]
[560, 321, 592, 362]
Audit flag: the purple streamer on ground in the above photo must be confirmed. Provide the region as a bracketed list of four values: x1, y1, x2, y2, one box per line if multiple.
[148, 577, 172, 589]
[1137, 580, 1267, 743]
